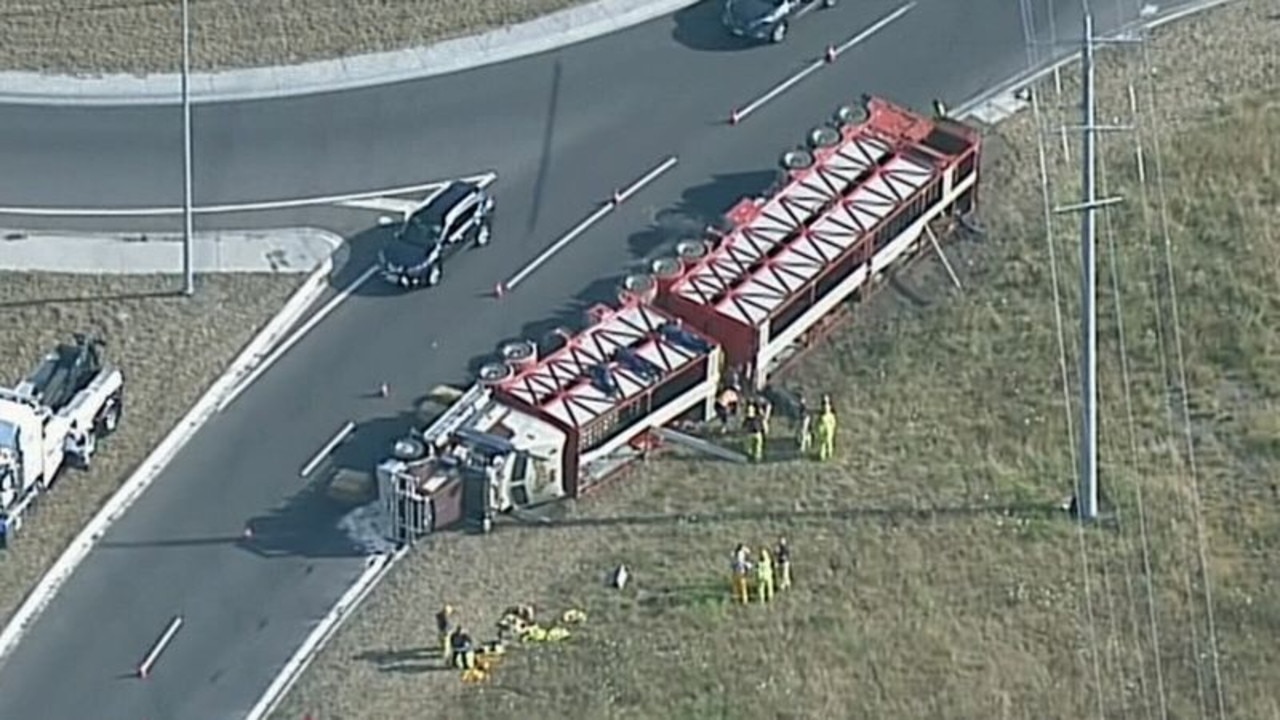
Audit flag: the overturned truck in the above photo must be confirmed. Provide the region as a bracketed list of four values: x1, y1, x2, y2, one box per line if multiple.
[378, 95, 982, 543]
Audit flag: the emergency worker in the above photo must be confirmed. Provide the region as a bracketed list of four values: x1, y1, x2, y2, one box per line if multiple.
[755, 547, 775, 603]
[775, 537, 792, 591]
[731, 544, 753, 604]
[744, 404, 765, 463]
[436, 604, 456, 661]
[816, 395, 838, 461]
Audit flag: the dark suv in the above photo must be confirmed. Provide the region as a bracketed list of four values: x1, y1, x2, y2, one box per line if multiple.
[721, 0, 836, 44]
[378, 180, 494, 288]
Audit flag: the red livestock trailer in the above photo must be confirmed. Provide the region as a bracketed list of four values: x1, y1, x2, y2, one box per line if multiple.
[656, 95, 982, 390]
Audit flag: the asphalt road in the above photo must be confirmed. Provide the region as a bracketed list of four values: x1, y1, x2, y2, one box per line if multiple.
[0, 0, 1154, 717]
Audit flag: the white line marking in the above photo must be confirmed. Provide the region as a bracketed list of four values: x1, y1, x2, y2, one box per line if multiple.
[502, 155, 678, 292]
[733, 2, 917, 123]
[300, 421, 356, 478]
[614, 155, 679, 204]
[0, 172, 497, 218]
[334, 198, 422, 215]
[137, 615, 183, 679]
[217, 263, 379, 413]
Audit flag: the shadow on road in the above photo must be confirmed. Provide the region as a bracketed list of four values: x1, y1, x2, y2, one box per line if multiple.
[624, 170, 779, 262]
[672, 0, 756, 52]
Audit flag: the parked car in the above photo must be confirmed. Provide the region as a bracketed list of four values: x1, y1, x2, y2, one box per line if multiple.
[378, 180, 494, 288]
[721, 0, 837, 44]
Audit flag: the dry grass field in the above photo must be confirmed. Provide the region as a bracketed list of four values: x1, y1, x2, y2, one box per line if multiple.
[0, 0, 594, 74]
[0, 273, 302, 627]
[273, 2, 1280, 718]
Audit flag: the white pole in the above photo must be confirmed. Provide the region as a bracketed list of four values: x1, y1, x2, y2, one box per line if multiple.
[1077, 12, 1098, 521]
[181, 0, 195, 296]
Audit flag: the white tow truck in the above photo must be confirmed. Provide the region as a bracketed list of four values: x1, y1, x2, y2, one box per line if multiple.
[0, 334, 124, 547]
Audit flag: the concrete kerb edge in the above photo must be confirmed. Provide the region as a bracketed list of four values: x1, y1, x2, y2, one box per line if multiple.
[244, 545, 408, 720]
[0, 0, 702, 107]
[0, 241, 338, 669]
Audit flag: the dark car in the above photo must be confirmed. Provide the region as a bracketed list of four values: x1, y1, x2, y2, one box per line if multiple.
[721, 0, 836, 44]
[378, 180, 494, 288]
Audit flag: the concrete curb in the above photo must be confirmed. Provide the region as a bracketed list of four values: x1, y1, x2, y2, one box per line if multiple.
[0, 243, 337, 669]
[0, 228, 340, 274]
[244, 546, 407, 720]
[0, 0, 701, 107]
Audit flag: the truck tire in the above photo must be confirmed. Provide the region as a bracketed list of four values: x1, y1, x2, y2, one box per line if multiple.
[770, 21, 788, 43]
[95, 391, 122, 436]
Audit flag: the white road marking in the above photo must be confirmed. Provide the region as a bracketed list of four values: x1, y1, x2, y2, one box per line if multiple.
[137, 615, 184, 679]
[502, 155, 679, 292]
[216, 264, 379, 413]
[732, 2, 917, 123]
[0, 171, 497, 218]
[334, 198, 423, 215]
[300, 421, 356, 478]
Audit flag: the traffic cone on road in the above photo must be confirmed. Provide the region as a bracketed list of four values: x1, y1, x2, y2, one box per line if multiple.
[729, 108, 742, 125]
[825, 45, 837, 63]
[378, 382, 390, 398]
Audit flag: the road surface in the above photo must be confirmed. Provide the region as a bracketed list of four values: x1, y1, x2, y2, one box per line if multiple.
[0, 0, 1148, 717]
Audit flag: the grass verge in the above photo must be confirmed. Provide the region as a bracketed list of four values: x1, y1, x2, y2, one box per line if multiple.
[1, 0, 596, 74]
[273, 1, 1280, 718]
[0, 272, 303, 627]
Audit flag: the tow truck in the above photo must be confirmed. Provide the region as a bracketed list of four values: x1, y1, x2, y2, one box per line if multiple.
[0, 334, 124, 547]
[377, 95, 982, 544]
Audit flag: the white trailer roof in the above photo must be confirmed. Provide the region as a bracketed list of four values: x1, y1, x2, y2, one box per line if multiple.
[676, 132, 937, 327]
[499, 303, 713, 430]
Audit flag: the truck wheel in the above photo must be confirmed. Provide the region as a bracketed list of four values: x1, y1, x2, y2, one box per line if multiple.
[475, 221, 492, 247]
[96, 393, 122, 436]
[426, 263, 443, 287]
[770, 21, 788, 43]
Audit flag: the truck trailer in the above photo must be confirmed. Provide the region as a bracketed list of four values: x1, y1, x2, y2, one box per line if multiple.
[0, 334, 125, 546]
[377, 95, 982, 543]
[376, 300, 723, 542]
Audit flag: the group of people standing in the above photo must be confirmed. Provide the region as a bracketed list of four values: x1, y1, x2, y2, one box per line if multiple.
[730, 537, 793, 604]
[716, 385, 839, 463]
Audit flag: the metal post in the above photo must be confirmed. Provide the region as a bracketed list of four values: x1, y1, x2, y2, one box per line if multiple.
[181, 0, 195, 296]
[1077, 11, 1098, 521]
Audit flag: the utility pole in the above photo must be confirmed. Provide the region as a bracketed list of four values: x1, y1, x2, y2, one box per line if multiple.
[1078, 11, 1100, 521]
[1053, 10, 1128, 522]
[181, 0, 195, 296]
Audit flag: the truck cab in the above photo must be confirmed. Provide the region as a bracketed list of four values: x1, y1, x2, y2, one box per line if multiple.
[0, 334, 124, 545]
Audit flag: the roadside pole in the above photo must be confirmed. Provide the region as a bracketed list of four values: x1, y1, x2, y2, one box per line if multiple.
[181, 0, 195, 296]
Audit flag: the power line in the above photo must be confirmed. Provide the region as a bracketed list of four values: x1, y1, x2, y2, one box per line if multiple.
[1132, 31, 1230, 718]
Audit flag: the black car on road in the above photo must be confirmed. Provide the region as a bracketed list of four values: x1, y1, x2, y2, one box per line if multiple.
[721, 0, 837, 44]
[378, 180, 494, 288]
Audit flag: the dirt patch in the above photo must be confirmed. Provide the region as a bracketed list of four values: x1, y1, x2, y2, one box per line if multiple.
[273, 1, 1280, 718]
[1, 0, 597, 74]
[0, 272, 303, 627]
